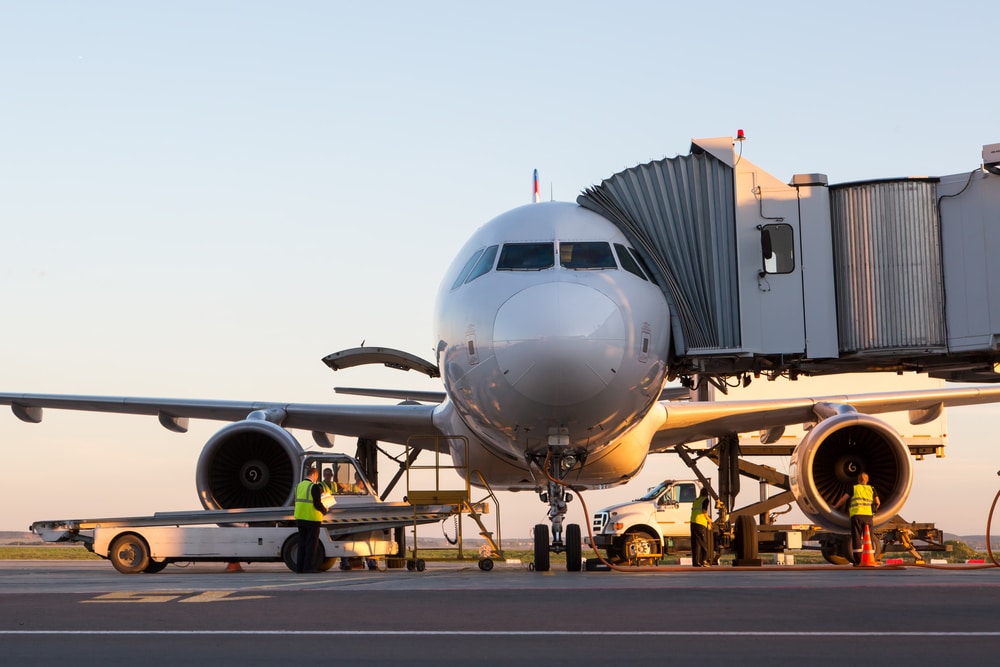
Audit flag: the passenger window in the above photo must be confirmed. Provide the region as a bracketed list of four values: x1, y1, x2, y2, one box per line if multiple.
[760, 223, 795, 274]
[497, 242, 554, 270]
[677, 484, 696, 503]
[451, 248, 485, 290]
[614, 243, 648, 280]
[559, 242, 617, 269]
[465, 245, 498, 284]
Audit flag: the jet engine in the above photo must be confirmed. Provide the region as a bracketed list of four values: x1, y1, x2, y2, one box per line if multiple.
[789, 412, 912, 532]
[195, 420, 303, 510]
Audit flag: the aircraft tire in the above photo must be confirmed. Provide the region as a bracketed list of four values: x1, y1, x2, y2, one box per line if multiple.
[109, 533, 151, 574]
[566, 523, 582, 571]
[533, 524, 550, 572]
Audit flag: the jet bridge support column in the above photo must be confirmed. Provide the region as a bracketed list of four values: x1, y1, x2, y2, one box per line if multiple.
[717, 435, 741, 514]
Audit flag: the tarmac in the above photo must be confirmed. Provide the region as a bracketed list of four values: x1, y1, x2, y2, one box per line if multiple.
[2, 559, 999, 666]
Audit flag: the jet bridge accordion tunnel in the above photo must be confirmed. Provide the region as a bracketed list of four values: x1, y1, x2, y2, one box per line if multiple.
[578, 136, 1000, 384]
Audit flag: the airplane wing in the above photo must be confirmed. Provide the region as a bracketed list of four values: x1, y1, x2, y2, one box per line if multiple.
[0, 393, 440, 446]
[648, 385, 1000, 451]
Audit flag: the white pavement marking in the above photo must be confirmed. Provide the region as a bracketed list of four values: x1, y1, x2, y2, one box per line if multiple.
[1, 630, 999, 637]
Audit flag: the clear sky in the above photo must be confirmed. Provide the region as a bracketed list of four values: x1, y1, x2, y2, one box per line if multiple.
[2, 1, 1000, 540]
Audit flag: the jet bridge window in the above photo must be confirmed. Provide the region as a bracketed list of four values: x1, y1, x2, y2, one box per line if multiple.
[497, 242, 554, 270]
[760, 223, 795, 274]
[559, 241, 617, 269]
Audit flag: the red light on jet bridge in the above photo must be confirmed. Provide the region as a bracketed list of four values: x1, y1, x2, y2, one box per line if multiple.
[736, 129, 746, 141]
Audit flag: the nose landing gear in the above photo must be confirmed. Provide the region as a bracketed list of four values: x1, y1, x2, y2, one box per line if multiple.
[531, 450, 583, 572]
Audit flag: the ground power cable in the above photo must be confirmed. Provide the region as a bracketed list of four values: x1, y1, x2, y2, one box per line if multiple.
[905, 476, 1000, 571]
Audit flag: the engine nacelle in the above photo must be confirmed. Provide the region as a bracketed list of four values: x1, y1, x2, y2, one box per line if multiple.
[789, 412, 912, 532]
[195, 420, 304, 510]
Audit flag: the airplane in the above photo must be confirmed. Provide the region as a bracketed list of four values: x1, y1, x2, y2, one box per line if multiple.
[6, 182, 1000, 572]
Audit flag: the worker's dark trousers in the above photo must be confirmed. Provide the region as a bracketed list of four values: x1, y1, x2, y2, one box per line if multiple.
[691, 523, 709, 565]
[296, 520, 321, 573]
[850, 514, 873, 564]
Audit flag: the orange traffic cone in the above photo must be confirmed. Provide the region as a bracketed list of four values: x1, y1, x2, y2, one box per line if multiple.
[858, 524, 877, 567]
[224, 561, 244, 573]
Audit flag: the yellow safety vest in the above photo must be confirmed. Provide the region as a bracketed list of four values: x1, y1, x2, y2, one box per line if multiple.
[690, 498, 710, 527]
[294, 480, 323, 522]
[848, 484, 875, 517]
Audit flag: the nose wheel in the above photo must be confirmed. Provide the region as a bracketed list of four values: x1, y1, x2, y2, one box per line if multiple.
[531, 449, 585, 572]
[533, 524, 550, 571]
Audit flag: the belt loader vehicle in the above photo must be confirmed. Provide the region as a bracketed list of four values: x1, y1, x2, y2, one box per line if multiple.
[30, 451, 455, 573]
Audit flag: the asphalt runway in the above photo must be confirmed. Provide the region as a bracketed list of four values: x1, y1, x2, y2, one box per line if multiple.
[2, 560, 999, 666]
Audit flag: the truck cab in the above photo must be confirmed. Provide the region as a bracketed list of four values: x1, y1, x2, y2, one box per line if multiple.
[589, 479, 703, 565]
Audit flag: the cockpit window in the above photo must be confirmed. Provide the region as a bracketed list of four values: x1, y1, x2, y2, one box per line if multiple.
[559, 242, 617, 269]
[451, 248, 485, 290]
[614, 243, 648, 280]
[465, 245, 498, 284]
[497, 242, 554, 271]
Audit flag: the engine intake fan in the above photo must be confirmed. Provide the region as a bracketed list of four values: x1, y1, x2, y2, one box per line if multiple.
[789, 412, 912, 532]
[196, 420, 303, 510]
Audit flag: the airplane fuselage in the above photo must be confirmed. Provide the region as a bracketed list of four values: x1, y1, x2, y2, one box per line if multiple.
[431, 202, 672, 488]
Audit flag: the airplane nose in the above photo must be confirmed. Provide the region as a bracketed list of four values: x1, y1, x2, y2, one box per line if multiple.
[493, 282, 626, 406]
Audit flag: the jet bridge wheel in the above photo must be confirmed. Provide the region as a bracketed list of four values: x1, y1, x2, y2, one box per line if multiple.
[108, 533, 151, 574]
[821, 535, 852, 565]
[734, 515, 759, 562]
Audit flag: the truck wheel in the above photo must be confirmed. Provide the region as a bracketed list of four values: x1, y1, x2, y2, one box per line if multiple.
[566, 523, 582, 571]
[109, 534, 151, 574]
[143, 560, 168, 574]
[478, 558, 494, 571]
[533, 524, 550, 572]
[734, 515, 758, 561]
[622, 530, 657, 566]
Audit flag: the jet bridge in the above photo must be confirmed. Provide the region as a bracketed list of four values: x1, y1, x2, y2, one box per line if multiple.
[579, 137, 1000, 384]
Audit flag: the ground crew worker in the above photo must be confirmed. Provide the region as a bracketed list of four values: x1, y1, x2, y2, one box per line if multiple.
[346, 473, 369, 495]
[293, 466, 327, 573]
[322, 468, 339, 494]
[690, 487, 712, 567]
[834, 471, 881, 565]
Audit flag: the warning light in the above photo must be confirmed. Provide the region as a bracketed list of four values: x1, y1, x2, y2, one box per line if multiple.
[736, 129, 746, 141]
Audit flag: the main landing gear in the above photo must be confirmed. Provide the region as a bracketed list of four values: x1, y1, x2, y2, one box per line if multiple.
[531, 450, 583, 572]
